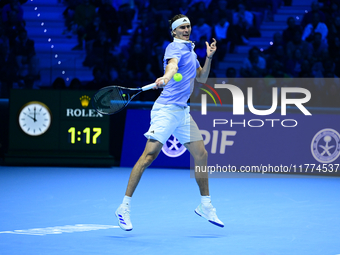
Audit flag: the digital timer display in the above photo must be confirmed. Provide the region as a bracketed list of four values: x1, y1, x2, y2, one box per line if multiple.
[68, 127, 102, 144]
[60, 122, 109, 152]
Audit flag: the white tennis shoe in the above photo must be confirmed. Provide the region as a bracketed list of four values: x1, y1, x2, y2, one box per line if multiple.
[195, 203, 224, 228]
[115, 204, 133, 231]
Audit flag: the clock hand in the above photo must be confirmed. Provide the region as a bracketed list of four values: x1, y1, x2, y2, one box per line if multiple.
[33, 107, 37, 122]
[24, 112, 35, 121]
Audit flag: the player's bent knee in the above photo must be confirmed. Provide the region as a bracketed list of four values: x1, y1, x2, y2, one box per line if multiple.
[141, 153, 158, 168]
[199, 149, 208, 161]
[193, 148, 208, 163]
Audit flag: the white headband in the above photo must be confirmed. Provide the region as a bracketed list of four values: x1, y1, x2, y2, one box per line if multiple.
[171, 17, 191, 31]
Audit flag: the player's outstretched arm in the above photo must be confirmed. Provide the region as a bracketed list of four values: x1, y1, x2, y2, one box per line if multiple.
[196, 38, 217, 83]
[154, 58, 179, 88]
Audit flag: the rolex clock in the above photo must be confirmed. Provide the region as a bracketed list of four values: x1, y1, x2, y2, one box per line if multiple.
[7, 89, 113, 166]
[18, 101, 52, 136]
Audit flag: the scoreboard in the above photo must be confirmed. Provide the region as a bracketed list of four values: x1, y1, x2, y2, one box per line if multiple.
[6, 89, 114, 166]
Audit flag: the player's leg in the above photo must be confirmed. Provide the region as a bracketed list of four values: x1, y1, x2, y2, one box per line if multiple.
[176, 112, 224, 228]
[116, 103, 176, 231]
[184, 140, 209, 196]
[174, 112, 210, 196]
[116, 139, 163, 231]
[184, 140, 224, 228]
[125, 139, 163, 197]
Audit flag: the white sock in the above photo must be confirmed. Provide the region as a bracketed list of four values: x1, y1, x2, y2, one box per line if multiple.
[201, 195, 211, 205]
[122, 195, 131, 207]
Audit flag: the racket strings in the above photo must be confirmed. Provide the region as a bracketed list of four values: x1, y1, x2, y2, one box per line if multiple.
[108, 87, 127, 113]
[94, 90, 109, 105]
[93, 87, 128, 114]
[92, 86, 141, 115]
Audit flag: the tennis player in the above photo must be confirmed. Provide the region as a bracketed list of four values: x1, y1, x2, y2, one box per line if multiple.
[115, 14, 224, 231]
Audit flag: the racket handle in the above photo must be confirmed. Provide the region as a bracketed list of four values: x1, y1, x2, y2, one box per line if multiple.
[141, 83, 156, 91]
[141, 80, 165, 91]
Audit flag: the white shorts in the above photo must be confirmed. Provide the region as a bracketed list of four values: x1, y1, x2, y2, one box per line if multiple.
[144, 103, 203, 145]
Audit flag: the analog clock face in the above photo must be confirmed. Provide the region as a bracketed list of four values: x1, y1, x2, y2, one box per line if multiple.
[18, 101, 52, 136]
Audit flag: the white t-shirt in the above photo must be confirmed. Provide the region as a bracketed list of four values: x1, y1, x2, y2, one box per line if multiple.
[156, 38, 200, 107]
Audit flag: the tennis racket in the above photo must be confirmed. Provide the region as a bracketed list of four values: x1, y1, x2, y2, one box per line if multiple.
[92, 82, 158, 115]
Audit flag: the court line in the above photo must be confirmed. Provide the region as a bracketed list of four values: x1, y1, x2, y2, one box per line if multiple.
[0, 224, 119, 236]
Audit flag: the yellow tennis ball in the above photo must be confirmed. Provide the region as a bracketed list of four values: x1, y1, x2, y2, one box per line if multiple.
[173, 73, 183, 82]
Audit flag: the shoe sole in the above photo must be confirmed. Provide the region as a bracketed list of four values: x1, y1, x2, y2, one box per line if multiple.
[195, 210, 224, 228]
[115, 211, 133, 231]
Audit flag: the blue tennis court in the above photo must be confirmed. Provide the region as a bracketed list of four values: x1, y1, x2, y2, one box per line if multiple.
[0, 166, 339, 255]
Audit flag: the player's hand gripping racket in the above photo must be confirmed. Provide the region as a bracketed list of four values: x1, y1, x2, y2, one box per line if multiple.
[92, 82, 160, 115]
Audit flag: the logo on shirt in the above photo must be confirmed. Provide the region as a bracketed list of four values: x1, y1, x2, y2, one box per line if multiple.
[162, 135, 187, 158]
[311, 128, 340, 163]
